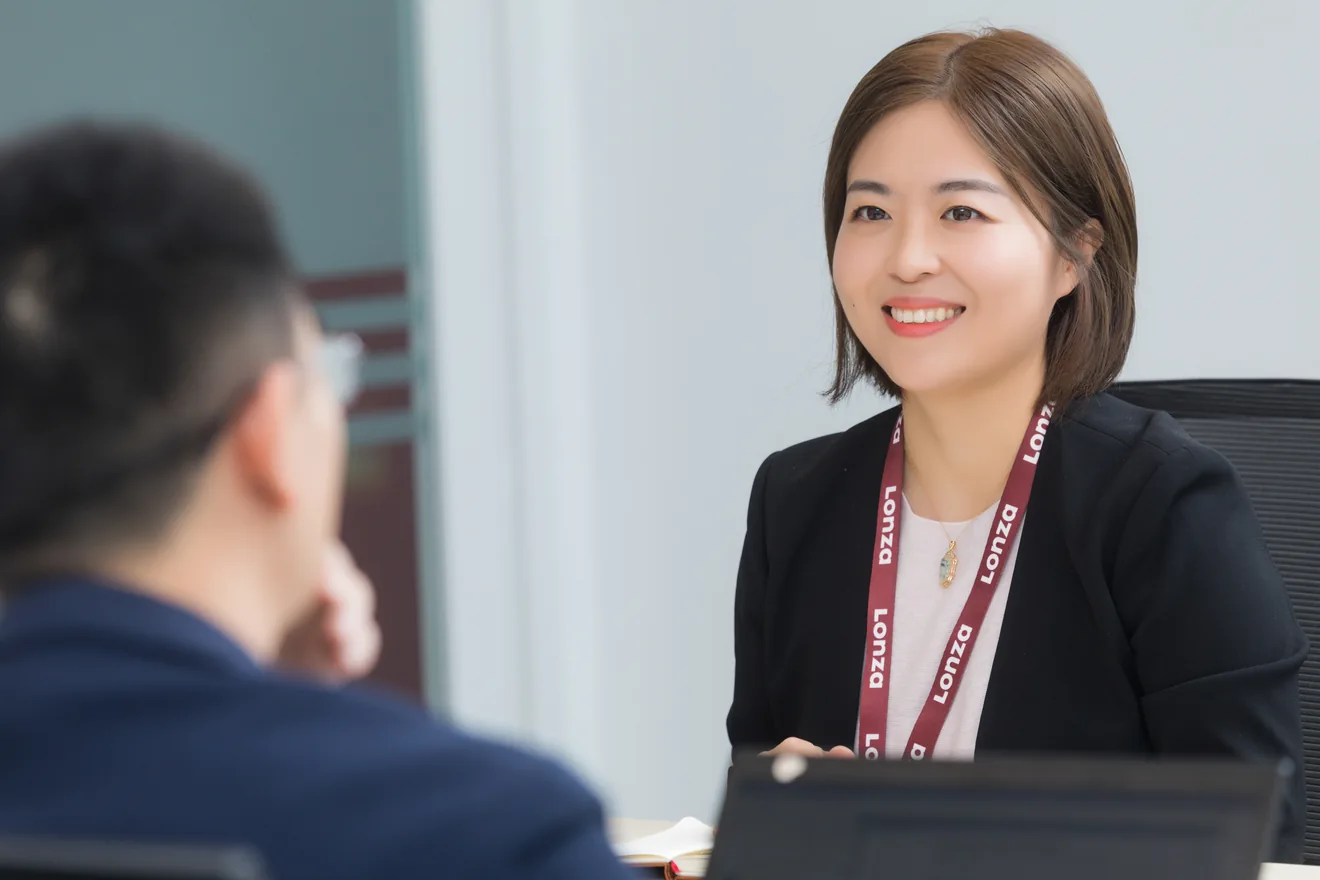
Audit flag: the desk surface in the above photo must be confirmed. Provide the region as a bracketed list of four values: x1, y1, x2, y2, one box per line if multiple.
[610, 820, 1320, 879]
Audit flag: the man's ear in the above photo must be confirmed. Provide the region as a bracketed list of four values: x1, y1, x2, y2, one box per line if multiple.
[1057, 218, 1104, 300]
[230, 362, 301, 510]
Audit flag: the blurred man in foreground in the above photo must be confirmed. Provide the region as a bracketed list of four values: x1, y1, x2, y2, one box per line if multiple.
[0, 121, 628, 880]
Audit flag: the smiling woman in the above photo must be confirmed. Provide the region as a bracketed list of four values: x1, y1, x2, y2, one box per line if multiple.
[726, 28, 1308, 863]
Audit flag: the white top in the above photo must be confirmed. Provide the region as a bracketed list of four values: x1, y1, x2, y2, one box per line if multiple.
[856, 495, 1022, 759]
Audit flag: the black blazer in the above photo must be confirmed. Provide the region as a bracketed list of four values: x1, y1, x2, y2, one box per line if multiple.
[727, 393, 1308, 862]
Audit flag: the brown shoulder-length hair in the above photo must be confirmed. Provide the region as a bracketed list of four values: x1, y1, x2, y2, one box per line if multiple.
[823, 28, 1137, 406]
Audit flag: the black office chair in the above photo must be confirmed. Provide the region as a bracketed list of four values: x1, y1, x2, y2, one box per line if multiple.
[1109, 379, 1320, 863]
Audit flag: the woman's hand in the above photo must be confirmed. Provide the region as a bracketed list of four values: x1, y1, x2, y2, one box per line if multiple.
[759, 737, 854, 758]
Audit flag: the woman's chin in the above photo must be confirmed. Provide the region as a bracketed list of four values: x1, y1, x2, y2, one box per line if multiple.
[877, 366, 961, 400]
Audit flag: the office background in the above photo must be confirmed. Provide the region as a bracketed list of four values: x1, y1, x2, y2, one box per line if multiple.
[2, 0, 1317, 826]
[0, 0, 435, 702]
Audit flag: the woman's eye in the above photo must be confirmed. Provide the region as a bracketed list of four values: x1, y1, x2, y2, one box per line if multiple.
[852, 206, 889, 222]
[944, 206, 982, 222]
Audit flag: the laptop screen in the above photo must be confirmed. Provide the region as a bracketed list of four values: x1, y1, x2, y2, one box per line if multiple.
[708, 754, 1286, 880]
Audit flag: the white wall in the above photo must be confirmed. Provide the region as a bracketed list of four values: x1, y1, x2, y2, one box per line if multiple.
[414, 0, 1320, 822]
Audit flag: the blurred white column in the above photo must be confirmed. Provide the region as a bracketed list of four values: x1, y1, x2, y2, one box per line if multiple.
[412, 0, 610, 794]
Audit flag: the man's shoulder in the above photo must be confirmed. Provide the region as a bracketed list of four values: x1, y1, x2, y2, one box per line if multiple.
[238, 674, 582, 795]
[230, 676, 621, 877]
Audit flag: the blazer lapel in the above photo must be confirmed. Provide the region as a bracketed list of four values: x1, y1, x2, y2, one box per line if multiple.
[774, 409, 898, 751]
[975, 415, 1066, 751]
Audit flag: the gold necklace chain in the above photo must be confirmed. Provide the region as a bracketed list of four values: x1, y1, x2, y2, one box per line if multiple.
[907, 465, 975, 589]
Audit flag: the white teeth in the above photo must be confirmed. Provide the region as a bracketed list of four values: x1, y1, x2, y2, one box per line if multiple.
[890, 306, 962, 324]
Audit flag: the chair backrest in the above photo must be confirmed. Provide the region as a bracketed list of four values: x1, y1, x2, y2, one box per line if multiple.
[1109, 379, 1320, 863]
[0, 837, 266, 879]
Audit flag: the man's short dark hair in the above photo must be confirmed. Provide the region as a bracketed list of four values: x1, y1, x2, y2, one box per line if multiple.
[0, 120, 299, 576]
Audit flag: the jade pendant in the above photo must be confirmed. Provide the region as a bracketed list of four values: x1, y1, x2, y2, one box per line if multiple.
[939, 542, 958, 588]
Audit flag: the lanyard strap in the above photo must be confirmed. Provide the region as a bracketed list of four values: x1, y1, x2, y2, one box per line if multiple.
[858, 403, 1054, 761]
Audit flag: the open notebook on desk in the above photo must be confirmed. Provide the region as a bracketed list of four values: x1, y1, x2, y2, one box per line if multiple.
[1263, 867, 1320, 879]
[611, 817, 713, 876]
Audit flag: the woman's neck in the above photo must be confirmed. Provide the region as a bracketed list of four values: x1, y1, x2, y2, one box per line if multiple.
[901, 358, 1046, 523]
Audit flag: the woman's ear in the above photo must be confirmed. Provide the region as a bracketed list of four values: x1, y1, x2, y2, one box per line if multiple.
[1057, 218, 1104, 300]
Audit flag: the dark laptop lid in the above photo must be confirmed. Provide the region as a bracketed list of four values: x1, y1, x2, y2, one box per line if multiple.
[707, 753, 1287, 880]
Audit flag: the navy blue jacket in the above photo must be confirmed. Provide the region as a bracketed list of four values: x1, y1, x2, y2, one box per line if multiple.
[0, 579, 631, 880]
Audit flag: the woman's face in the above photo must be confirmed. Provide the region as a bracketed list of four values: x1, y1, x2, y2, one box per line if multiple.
[832, 100, 1081, 400]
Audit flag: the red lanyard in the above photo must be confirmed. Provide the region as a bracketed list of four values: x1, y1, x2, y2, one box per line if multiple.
[858, 403, 1054, 761]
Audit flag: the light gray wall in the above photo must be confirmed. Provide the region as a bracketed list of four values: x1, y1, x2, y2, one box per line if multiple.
[0, 0, 406, 275]
[422, 0, 1320, 825]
